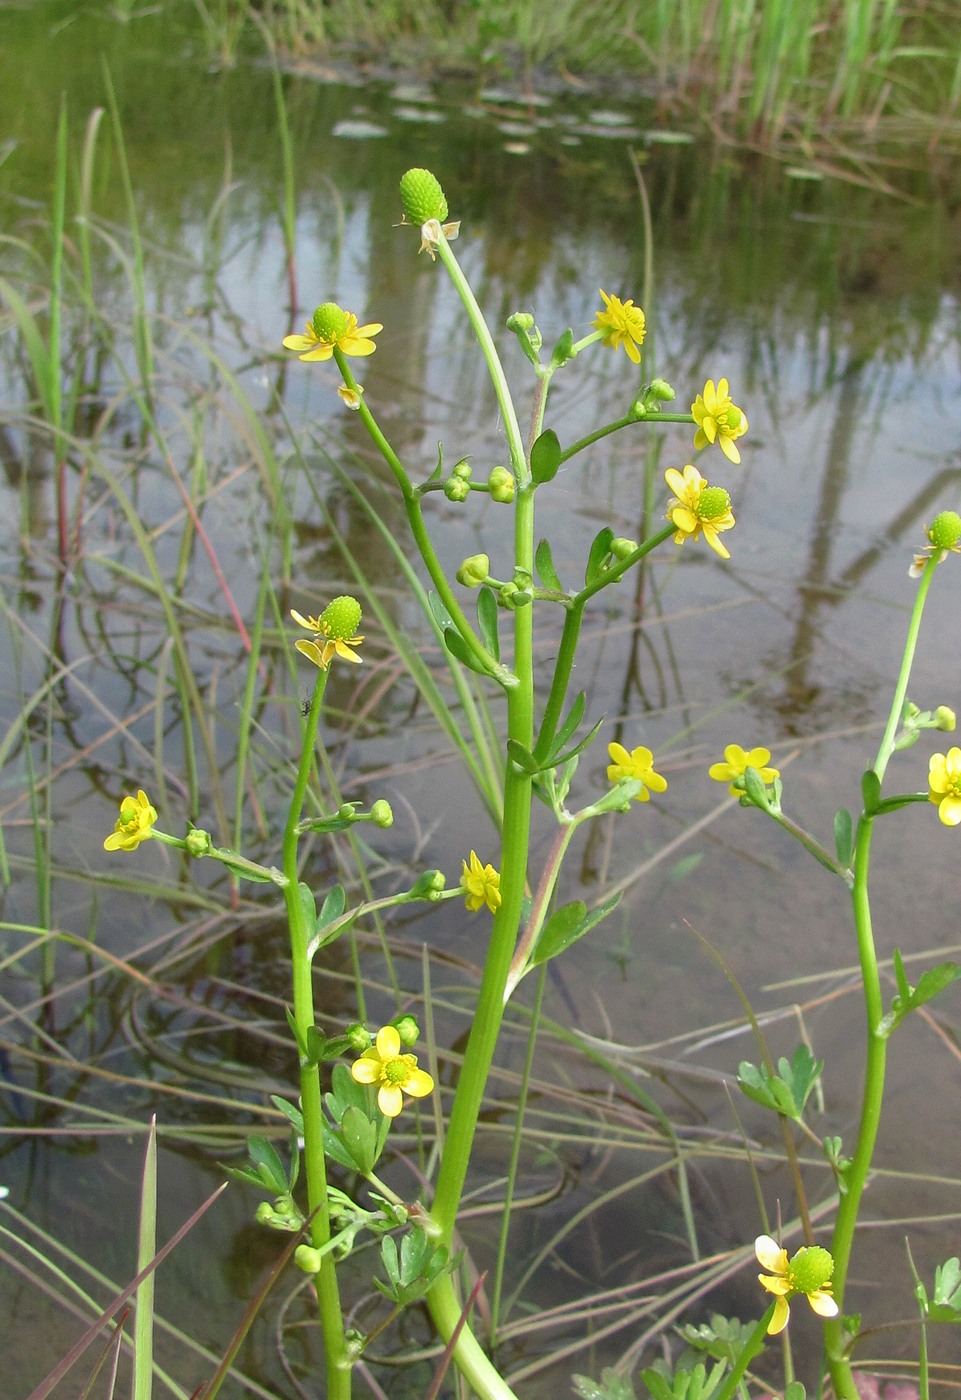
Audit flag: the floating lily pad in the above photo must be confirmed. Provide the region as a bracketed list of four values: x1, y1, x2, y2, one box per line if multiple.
[331, 118, 388, 139]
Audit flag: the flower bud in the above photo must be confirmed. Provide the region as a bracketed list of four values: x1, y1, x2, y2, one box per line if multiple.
[295, 1244, 323, 1274]
[488, 466, 515, 503]
[444, 476, 470, 503]
[936, 705, 957, 732]
[255, 1201, 275, 1225]
[311, 302, 349, 342]
[649, 378, 675, 401]
[457, 553, 490, 586]
[699, 486, 732, 521]
[393, 1014, 419, 1046]
[184, 826, 212, 857]
[370, 799, 394, 827]
[399, 168, 449, 224]
[321, 595, 362, 641]
[507, 312, 534, 332]
[410, 868, 447, 900]
[610, 537, 639, 560]
[451, 460, 473, 481]
[928, 511, 961, 550]
[346, 1022, 371, 1052]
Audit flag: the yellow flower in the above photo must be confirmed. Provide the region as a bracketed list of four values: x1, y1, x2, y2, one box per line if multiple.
[291, 595, 364, 670]
[755, 1235, 839, 1335]
[928, 747, 961, 826]
[461, 850, 502, 913]
[593, 290, 646, 365]
[104, 789, 158, 852]
[709, 744, 780, 797]
[282, 302, 382, 362]
[692, 378, 748, 464]
[665, 465, 736, 558]
[606, 743, 668, 802]
[350, 1025, 435, 1118]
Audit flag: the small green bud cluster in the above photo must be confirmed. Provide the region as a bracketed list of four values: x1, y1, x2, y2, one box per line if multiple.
[369, 799, 394, 827]
[445, 460, 472, 502]
[184, 826, 212, 857]
[928, 511, 961, 550]
[410, 869, 447, 900]
[393, 1015, 419, 1046]
[400, 168, 449, 224]
[321, 595, 362, 640]
[699, 486, 731, 521]
[295, 1244, 323, 1274]
[311, 302, 349, 341]
[346, 1022, 371, 1052]
[488, 466, 515, 503]
[457, 553, 490, 587]
[610, 537, 639, 561]
[935, 705, 957, 732]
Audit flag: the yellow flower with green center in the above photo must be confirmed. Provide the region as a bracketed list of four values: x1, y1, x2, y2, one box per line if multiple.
[291, 595, 364, 669]
[104, 789, 158, 852]
[928, 747, 961, 826]
[461, 850, 502, 913]
[709, 744, 780, 797]
[755, 1235, 838, 1335]
[593, 290, 646, 365]
[283, 302, 382, 362]
[606, 743, 668, 802]
[350, 1025, 435, 1118]
[692, 378, 748, 464]
[665, 465, 736, 558]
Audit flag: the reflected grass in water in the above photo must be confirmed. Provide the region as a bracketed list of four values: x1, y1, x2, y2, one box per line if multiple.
[2, 33, 961, 1395]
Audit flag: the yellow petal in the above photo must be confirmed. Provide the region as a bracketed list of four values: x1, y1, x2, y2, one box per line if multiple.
[403, 1067, 434, 1098]
[375, 1025, 402, 1059]
[351, 1055, 382, 1085]
[808, 1289, 839, 1319]
[755, 1235, 788, 1273]
[767, 1295, 791, 1334]
[377, 1084, 404, 1117]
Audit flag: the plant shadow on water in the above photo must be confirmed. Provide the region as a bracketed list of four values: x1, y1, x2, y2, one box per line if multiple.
[1, 2, 961, 1395]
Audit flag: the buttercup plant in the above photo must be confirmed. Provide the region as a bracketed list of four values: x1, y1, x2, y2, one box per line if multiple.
[101, 167, 961, 1400]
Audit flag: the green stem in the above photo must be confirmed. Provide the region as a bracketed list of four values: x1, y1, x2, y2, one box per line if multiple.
[433, 234, 528, 485]
[823, 552, 938, 1400]
[336, 349, 502, 681]
[712, 1304, 776, 1400]
[534, 525, 675, 761]
[281, 663, 351, 1400]
[559, 412, 695, 465]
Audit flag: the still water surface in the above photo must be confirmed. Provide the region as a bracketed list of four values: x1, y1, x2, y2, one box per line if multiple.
[2, 3, 961, 1393]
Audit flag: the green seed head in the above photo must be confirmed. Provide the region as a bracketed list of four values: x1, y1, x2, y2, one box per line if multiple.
[928, 511, 961, 550]
[789, 1245, 834, 1295]
[320, 595, 362, 640]
[723, 407, 742, 430]
[311, 302, 349, 342]
[699, 486, 732, 521]
[400, 167, 448, 224]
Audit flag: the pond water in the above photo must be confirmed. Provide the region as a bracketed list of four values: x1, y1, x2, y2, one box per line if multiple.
[2, 2, 961, 1395]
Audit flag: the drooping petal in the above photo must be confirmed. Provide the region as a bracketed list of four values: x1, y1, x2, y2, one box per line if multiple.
[768, 1295, 791, 1334]
[808, 1289, 840, 1318]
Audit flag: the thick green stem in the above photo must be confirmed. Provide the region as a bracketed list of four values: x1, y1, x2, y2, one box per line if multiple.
[282, 664, 351, 1400]
[823, 813, 886, 1400]
[823, 553, 938, 1399]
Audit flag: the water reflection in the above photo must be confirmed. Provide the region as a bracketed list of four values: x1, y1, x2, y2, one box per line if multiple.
[2, 2, 961, 1390]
